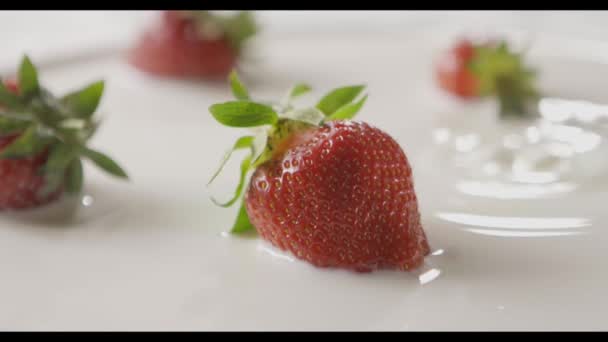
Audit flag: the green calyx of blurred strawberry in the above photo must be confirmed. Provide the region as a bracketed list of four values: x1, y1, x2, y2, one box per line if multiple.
[468, 41, 539, 119]
[179, 11, 258, 53]
[208, 70, 367, 233]
[0, 55, 128, 198]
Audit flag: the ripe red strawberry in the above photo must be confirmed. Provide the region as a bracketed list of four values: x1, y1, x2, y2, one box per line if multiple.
[130, 11, 257, 79]
[0, 79, 59, 209]
[435, 39, 479, 98]
[3, 78, 18, 94]
[0, 135, 61, 209]
[435, 38, 540, 117]
[208, 72, 430, 272]
[0, 55, 128, 211]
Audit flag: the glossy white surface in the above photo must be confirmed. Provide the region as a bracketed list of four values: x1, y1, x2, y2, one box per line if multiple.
[0, 29, 607, 331]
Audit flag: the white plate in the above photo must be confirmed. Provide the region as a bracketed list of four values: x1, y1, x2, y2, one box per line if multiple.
[1, 29, 607, 331]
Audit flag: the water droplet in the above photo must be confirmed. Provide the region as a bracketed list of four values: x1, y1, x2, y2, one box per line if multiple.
[81, 195, 94, 207]
[418, 268, 441, 285]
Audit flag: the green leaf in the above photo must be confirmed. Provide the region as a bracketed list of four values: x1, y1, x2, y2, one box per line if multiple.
[26, 88, 70, 129]
[18, 55, 39, 97]
[282, 107, 325, 126]
[187, 11, 257, 52]
[468, 42, 540, 118]
[38, 175, 64, 199]
[211, 154, 251, 208]
[229, 71, 249, 100]
[0, 116, 29, 135]
[44, 143, 78, 172]
[65, 158, 84, 194]
[288, 83, 311, 100]
[223, 11, 258, 50]
[327, 94, 368, 121]
[82, 148, 129, 179]
[55, 118, 100, 146]
[497, 41, 508, 53]
[61, 80, 104, 118]
[495, 76, 539, 118]
[0, 109, 35, 122]
[59, 118, 88, 130]
[210, 101, 278, 127]
[208, 135, 254, 186]
[230, 199, 255, 233]
[469, 44, 522, 95]
[280, 83, 312, 109]
[39, 143, 77, 197]
[0, 125, 49, 158]
[316, 85, 365, 116]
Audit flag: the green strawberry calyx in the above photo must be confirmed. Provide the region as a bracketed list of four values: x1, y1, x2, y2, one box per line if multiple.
[178, 11, 258, 54]
[0, 55, 129, 199]
[468, 41, 540, 119]
[208, 70, 368, 233]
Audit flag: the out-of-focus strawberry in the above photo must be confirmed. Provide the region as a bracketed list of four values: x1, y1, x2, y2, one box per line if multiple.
[130, 11, 257, 79]
[0, 56, 128, 210]
[436, 38, 539, 118]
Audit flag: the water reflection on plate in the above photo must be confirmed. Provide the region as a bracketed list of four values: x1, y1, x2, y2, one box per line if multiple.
[430, 96, 608, 201]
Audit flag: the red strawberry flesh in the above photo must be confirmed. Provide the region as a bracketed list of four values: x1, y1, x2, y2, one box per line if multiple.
[245, 120, 430, 272]
[0, 135, 62, 210]
[130, 11, 237, 79]
[435, 39, 479, 99]
[0, 79, 63, 210]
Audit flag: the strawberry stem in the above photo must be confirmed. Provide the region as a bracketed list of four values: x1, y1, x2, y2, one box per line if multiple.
[469, 40, 540, 119]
